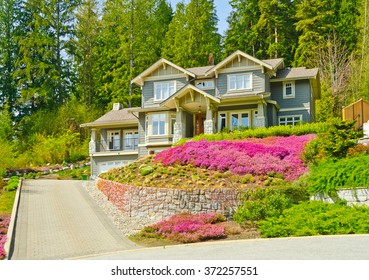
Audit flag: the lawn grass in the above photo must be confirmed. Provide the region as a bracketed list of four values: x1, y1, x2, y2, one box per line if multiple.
[0, 191, 16, 214]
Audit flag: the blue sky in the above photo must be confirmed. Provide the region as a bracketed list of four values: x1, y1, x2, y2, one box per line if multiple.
[169, 0, 232, 35]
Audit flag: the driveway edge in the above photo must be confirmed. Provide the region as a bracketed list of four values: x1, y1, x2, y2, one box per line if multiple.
[4, 178, 23, 260]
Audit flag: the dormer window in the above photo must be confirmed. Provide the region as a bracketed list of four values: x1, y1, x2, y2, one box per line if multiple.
[228, 73, 252, 91]
[283, 81, 295, 98]
[154, 81, 175, 101]
[196, 80, 214, 89]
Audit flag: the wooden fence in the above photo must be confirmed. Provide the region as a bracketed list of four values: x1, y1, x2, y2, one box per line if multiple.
[342, 99, 369, 130]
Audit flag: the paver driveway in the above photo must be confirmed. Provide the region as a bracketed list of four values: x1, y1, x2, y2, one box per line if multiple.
[10, 179, 138, 260]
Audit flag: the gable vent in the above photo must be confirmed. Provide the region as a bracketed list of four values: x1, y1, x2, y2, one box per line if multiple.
[113, 103, 122, 110]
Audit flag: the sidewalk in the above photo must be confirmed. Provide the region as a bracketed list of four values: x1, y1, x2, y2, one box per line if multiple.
[10, 179, 138, 260]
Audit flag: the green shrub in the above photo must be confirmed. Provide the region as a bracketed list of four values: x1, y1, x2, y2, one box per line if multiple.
[139, 164, 155, 176]
[234, 188, 292, 225]
[259, 201, 369, 238]
[187, 122, 329, 143]
[303, 119, 360, 165]
[307, 154, 369, 195]
[4, 176, 20, 192]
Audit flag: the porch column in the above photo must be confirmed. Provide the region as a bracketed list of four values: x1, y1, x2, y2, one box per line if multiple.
[255, 102, 266, 128]
[173, 109, 183, 143]
[89, 128, 97, 153]
[204, 98, 215, 134]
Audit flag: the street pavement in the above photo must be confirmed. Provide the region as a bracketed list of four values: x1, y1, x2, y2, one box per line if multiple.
[71, 234, 369, 260]
[10, 179, 138, 260]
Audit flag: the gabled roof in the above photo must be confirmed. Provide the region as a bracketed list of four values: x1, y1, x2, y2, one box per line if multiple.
[186, 66, 214, 78]
[272, 67, 319, 80]
[262, 58, 284, 70]
[205, 50, 276, 76]
[131, 58, 196, 86]
[161, 84, 220, 109]
[80, 108, 139, 128]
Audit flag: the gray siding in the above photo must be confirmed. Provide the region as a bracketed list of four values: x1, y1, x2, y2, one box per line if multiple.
[142, 77, 187, 108]
[217, 70, 266, 96]
[266, 103, 278, 126]
[271, 80, 311, 109]
[265, 74, 271, 92]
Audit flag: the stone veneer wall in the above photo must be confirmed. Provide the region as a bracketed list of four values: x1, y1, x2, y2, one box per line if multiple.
[311, 188, 369, 206]
[97, 179, 242, 222]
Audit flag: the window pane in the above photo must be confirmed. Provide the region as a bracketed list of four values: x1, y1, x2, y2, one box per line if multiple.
[230, 76, 236, 90]
[153, 121, 159, 135]
[241, 113, 249, 127]
[231, 114, 239, 128]
[219, 113, 226, 130]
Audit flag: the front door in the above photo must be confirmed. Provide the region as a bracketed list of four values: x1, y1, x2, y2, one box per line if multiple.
[194, 113, 206, 135]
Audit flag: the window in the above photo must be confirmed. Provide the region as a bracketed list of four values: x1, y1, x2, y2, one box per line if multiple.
[152, 113, 166, 135]
[228, 74, 252, 91]
[196, 80, 214, 89]
[170, 114, 176, 135]
[145, 115, 149, 137]
[154, 81, 175, 101]
[219, 113, 226, 131]
[283, 81, 295, 98]
[124, 131, 138, 150]
[107, 130, 120, 150]
[231, 112, 249, 130]
[279, 115, 302, 126]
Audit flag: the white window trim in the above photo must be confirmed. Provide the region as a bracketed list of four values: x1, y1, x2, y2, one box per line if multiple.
[147, 112, 175, 137]
[154, 80, 176, 102]
[278, 115, 302, 126]
[107, 130, 121, 151]
[195, 79, 215, 89]
[218, 110, 252, 131]
[123, 130, 138, 150]
[227, 73, 253, 92]
[283, 81, 295, 99]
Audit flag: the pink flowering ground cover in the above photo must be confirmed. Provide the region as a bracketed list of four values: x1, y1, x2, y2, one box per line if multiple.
[0, 214, 10, 260]
[155, 135, 315, 181]
[141, 213, 227, 243]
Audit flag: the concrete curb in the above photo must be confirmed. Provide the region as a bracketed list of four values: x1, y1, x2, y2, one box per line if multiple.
[4, 178, 23, 260]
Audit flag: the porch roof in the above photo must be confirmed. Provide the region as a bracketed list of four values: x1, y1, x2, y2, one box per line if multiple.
[80, 108, 139, 128]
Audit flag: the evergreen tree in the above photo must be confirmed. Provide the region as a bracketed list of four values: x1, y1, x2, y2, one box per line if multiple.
[256, 0, 298, 64]
[162, 0, 221, 67]
[96, 0, 172, 109]
[0, 0, 24, 119]
[224, 0, 260, 58]
[294, 0, 337, 67]
[75, 0, 101, 106]
[15, 0, 80, 111]
[162, 2, 188, 64]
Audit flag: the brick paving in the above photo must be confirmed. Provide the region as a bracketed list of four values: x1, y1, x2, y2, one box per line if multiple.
[10, 180, 138, 260]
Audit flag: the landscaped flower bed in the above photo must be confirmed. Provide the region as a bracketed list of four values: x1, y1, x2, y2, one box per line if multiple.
[0, 214, 10, 260]
[155, 135, 315, 181]
[134, 212, 242, 243]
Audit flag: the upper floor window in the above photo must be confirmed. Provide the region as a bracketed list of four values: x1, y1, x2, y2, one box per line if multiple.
[152, 113, 166, 135]
[228, 73, 252, 91]
[196, 80, 214, 89]
[154, 81, 175, 101]
[283, 81, 295, 98]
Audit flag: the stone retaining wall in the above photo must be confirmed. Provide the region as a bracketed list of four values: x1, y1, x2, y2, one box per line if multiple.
[97, 179, 242, 223]
[311, 188, 369, 206]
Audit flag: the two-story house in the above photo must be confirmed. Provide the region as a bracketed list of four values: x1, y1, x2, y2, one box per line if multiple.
[83, 50, 320, 176]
